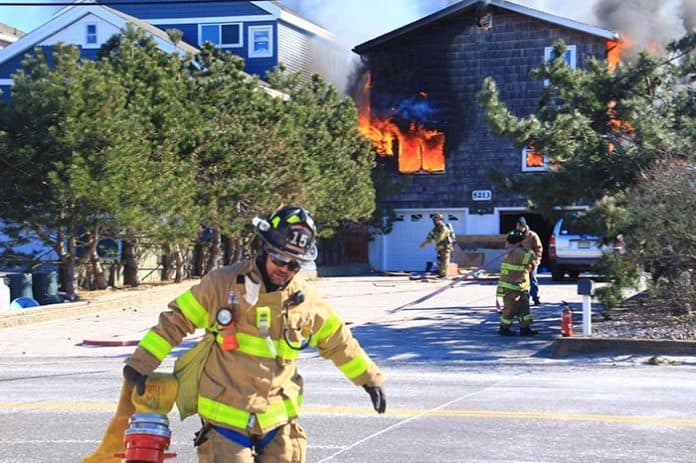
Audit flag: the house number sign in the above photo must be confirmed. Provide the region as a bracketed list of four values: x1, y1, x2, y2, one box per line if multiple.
[472, 190, 492, 201]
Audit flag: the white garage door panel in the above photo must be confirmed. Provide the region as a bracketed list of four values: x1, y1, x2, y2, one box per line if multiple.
[384, 215, 433, 272]
[376, 210, 465, 273]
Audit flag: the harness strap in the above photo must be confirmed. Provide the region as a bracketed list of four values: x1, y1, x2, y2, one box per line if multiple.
[212, 425, 280, 454]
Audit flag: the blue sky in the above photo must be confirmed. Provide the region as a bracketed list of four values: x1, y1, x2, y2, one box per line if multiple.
[0, 1, 591, 38]
[0, 1, 61, 33]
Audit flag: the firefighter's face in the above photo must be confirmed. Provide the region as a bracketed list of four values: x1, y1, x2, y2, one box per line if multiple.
[516, 223, 527, 233]
[265, 252, 300, 286]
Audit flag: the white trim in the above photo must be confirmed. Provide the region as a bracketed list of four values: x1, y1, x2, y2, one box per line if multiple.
[277, 10, 335, 41]
[497, 1, 618, 40]
[521, 146, 549, 172]
[147, 15, 272, 25]
[0, 78, 13, 85]
[0, 33, 21, 44]
[248, 24, 273, 58]
[544, 44, 577, 69]
[0, 4, 198, 65]
[253, 0, 335, 41]
[355, 0, 617, 53]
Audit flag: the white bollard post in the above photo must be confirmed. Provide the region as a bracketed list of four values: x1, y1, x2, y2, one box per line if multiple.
[582, 295, 592, 336]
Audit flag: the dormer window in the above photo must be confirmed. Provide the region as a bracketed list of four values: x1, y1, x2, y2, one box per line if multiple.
[86, 23, 97, 45]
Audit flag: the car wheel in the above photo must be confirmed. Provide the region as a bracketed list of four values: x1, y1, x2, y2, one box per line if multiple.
[569, 271, 579, 280]
[551, 264, 563, 281]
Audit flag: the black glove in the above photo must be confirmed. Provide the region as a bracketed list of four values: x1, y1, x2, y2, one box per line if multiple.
[123, 365, 147, 396]
[363, 385, 386, 414]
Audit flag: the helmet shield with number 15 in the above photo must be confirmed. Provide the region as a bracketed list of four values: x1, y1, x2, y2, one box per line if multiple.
[255, 206, 318, 267]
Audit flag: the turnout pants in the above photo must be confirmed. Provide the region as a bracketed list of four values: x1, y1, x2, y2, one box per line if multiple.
[436, 248, 451, 277]
[197, 421, 307, 463]
[500, 291, 532, 328]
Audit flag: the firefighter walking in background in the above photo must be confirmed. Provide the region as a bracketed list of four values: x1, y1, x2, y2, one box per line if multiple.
[419, 212, 455, 278]
[513, 216, 543, 305]
[120, 205, 385, 463]
[497, 230, 538, 336]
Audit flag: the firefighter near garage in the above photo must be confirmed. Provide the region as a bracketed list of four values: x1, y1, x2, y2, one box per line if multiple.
[83, 205, 386, 463]
[497, 230, 538, 337]
[419, 212, 456, 278]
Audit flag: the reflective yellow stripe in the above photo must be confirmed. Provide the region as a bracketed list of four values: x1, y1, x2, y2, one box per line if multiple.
[230, 333, 300, 360]
[522, 252, 533, 264]
[500, 316, 513, 325]
[198, 396, 249, 429]
[276, 338, 300, 360]
[310, 316, 342, 347]
[271, 216, 281, 228]
[139, 330, 172, 361]
[501, 262, 526, 272]
[521, 314, 533, 322]
[256, 398, 301, 429]
[498, 281, 523, 291]
[338, 351, 370, 379]
[286, 214, 300, 224]
[235, 332, 274, 358]
[198, 395, 302, 430]
[176, 290, 209, 329]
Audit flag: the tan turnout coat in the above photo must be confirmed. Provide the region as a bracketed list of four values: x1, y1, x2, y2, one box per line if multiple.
[126, 259, 384, 434]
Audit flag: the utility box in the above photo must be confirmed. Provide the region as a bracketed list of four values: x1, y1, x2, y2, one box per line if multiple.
[577, 278, 595, 296]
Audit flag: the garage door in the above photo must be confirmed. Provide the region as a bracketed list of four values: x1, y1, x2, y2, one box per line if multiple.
[371, 210, 465, 272]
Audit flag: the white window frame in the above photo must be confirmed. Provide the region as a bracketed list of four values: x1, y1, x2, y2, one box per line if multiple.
[248, 25, 273, 58]
[543, 44, 576, 86]
[85, 22, 98, 46]
[521, 145, 550, 172]
[198, 23, 242, 48]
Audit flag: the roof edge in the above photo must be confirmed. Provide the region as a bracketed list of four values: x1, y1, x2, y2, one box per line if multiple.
[353, 0, 618, 54]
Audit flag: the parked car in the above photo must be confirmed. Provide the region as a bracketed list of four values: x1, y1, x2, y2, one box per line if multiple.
[548, 214, 623, 281]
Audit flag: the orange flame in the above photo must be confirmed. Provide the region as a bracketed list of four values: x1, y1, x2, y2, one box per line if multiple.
[357, 74, 445, 173]
[607, 36, 633, 71]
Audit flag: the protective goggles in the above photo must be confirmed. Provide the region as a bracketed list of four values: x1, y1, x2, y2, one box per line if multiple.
[267, 250, 301, 272]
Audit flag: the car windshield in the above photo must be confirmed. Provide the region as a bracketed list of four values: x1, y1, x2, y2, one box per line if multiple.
[561, 215, 596, 235]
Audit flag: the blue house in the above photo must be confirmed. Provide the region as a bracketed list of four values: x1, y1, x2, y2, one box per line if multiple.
[0, 1, 338, 100]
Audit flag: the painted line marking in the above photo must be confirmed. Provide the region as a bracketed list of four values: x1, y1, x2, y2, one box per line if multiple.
[0, 402, 692, 428]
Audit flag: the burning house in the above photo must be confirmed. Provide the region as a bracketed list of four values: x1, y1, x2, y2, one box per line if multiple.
[352, 0, 619, 273]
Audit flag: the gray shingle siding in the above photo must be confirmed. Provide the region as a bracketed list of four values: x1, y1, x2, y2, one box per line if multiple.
[361, 6, 608, 211]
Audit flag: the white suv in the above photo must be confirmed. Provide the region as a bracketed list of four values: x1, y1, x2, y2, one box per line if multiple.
[548, 215, 622, 281]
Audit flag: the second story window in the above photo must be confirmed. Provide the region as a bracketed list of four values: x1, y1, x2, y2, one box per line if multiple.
[200, 23, 242, 47]
[544, 44, 577, 69]
[86, 23, 97, 45]
[521, 144, 551, 172]
[543, 44, 576, 86]
[248, 25, 273, 58]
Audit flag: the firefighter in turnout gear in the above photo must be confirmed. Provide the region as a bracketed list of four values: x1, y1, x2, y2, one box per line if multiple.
[514, 216, 543, 305]
[122, 206, 386, 463]
[497, 230, 538, 336]
[419, 212, 455, 278]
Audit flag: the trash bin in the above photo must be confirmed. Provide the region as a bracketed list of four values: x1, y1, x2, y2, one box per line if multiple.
[32, 271, 62, 305]
[6, 273, 33, 301]
[10, 296, 40, 310]
[0, 276, 10, 313]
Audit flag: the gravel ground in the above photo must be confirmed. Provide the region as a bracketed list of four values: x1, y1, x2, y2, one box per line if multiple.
[591, 294, 696, 341]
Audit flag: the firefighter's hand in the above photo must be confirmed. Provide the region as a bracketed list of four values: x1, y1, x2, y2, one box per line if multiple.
[123, 365, 147, 396]
[363, 385, 386, 414]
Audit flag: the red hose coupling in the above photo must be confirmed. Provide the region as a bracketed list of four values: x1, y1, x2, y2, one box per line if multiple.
[115, 413, 177, 462]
